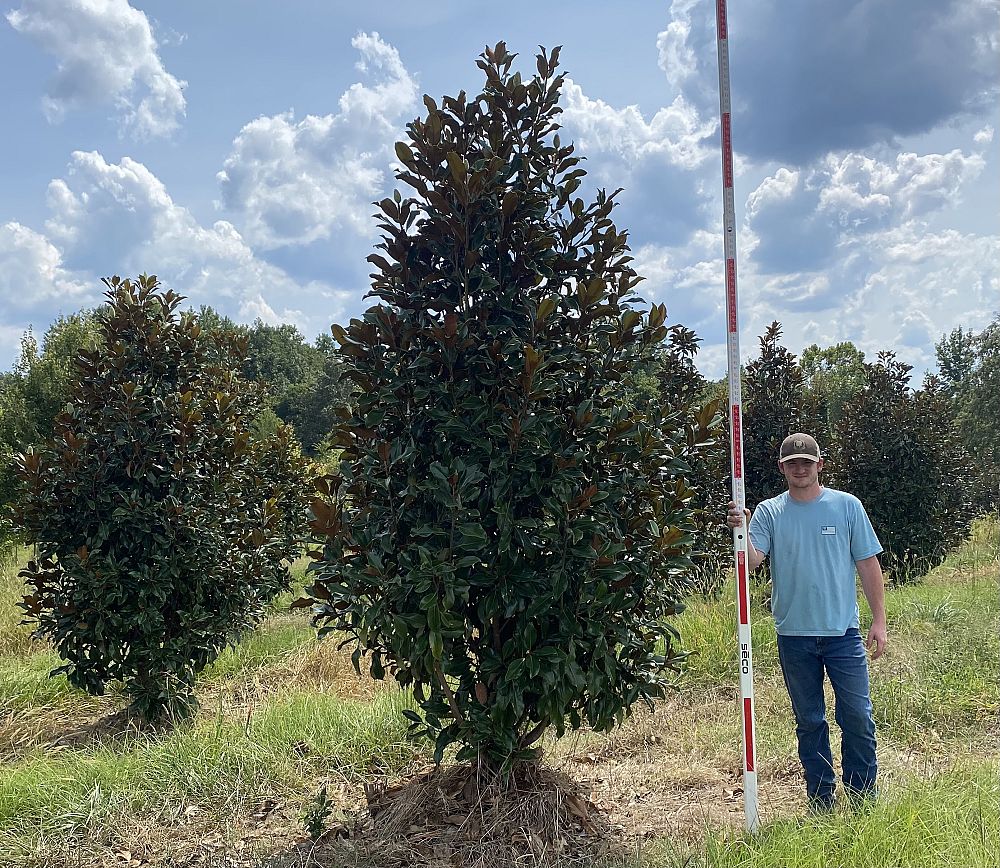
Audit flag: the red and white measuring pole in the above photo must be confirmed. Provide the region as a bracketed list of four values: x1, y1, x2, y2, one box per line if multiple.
[714, 0, 759, 833]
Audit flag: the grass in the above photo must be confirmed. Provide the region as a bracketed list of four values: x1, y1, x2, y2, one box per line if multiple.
[664, 761, 1000, 868]
[0, 689, 417, 863]
[0, 518, 997, 867]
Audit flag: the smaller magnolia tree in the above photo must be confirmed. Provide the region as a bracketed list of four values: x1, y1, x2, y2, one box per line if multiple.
[836, 353, 979, 580]
[15, 275, 311, 720]
[303, 44, 715, 771]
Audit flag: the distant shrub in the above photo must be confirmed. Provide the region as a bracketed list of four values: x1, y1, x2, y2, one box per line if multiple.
[15, 275, 311, 721]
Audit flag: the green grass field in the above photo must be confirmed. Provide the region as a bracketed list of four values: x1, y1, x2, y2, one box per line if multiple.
[1, 518, 997, 867]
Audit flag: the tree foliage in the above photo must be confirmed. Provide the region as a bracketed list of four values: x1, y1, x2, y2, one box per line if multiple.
[936, 317, 1000, 508]
[195, 308, 353, 454]
[800, 341, 866, 428]
[14, 276, 311, 720]
[741, 322, 828, 509]
[836, 353, 978, 580]
[302, 44, 713, 769]
[0, 314, 102, 524]
[637, 328, 728, 592]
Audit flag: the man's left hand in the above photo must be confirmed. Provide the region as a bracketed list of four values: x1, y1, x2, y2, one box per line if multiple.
[866, 622, 887, 659]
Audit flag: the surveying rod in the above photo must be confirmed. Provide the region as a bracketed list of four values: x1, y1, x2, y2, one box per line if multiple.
[713, 0, 759, 833]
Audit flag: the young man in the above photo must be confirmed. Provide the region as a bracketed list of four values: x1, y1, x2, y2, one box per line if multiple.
[726, 432, 887, 811]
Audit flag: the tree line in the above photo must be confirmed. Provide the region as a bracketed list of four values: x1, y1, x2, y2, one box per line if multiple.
[3, 299, 997, 586]
[634, 317, 999, 590]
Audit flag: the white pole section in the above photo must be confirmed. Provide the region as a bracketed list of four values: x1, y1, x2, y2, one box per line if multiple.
[713, 0, 760, 834]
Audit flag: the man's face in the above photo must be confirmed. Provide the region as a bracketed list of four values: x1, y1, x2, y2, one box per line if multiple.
[779, 456, 823, 489]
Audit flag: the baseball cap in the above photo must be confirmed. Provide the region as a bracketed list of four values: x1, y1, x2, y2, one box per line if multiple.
[779, 433, 822, 463]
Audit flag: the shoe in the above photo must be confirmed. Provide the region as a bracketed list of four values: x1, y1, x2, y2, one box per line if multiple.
[807, 793, 836, 815]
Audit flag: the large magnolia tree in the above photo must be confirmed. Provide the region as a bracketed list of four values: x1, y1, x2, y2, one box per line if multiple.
[303, 44, 715, 770]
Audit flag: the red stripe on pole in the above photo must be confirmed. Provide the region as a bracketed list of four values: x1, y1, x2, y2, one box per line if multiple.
[731, 407, 743, 477]
[716, 0, 728, 40]
[737, 551, 749, 624]
[726, 258, 737, 332]
[721, 114, 733, 188]
[744, 698, 755, 771]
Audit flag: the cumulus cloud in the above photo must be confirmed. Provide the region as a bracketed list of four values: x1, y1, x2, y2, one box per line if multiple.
[0, 221, 92, 315]
[746, 146, 986, 274]
[19, 151, 353, 344]
[216, 31, 418, 250]
[896, 310, 936, 349]
[559, 78, 716, 245]
[6, 0, 187, 139]
[657, 0, 1000, 165]
[628, 227, 739, 341]
[766, 226, 997, 374]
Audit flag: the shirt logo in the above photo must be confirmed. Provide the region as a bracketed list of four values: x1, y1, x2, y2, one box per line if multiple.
[821, 526, 837, 535]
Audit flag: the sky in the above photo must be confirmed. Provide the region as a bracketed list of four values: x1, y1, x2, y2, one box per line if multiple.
[1, 0, 997, 380]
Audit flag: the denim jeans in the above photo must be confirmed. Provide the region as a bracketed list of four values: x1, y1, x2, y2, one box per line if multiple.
[776, 628, 878, 806]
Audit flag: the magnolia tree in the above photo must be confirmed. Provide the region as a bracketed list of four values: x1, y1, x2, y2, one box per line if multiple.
[15, 276, 312, 720]
[836, 352, 978, 580]
[303, 45, 714, 770]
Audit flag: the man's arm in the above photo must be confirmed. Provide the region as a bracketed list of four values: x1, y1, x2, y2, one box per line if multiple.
[856, 555, 887, 659]
[726, 503, 767, 570]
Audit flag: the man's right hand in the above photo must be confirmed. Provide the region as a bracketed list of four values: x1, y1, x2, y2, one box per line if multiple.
[726, 501, 750, 530]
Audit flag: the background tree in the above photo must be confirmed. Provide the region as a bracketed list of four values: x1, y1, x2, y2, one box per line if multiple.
[836, 353, 978, 581]
[936, 317, 1000, 510]
[741, 322, 828, 509]
[800, 341, 866, 428]
[934, 326, 978, 405]
[303, 44, 713, 772]
[15, 275, 311, 721]
[276, 333, 354, 456]
[196, 308, 352, 455]
[0, 314, 102, 540]
[636, 327, 728, 593]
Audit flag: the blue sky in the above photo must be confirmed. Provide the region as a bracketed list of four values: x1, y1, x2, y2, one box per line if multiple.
[1, 0, 997, 379]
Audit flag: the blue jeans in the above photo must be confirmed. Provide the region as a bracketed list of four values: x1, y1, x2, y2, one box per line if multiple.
[776, 628, 878, 806]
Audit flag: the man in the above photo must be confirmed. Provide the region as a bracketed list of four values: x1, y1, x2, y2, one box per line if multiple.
[726, 432, 887, 812]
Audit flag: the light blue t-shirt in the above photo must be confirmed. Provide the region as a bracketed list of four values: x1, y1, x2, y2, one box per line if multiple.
[748, 488, 882, 636]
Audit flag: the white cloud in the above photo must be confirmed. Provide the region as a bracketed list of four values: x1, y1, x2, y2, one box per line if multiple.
[730, 224, 1000, 379]
[25, 151, 351, 341]
[746, 146, 987, 274]
[896, 310, 936, 349]
[655, 0, 701, 93]
[7, 0, 186, 139]
[559, 78, 716, 245]
[0, 221, 91, 314]
[561, 78, 714, 173]
[216, 31, 418, 250]
[820, 150, 985, 221]
[746, 168, 800, 216]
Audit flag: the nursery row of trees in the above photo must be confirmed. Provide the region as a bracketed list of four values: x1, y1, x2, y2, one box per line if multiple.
[4, 306, 996, 570]
[633, 319, 999, 591]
